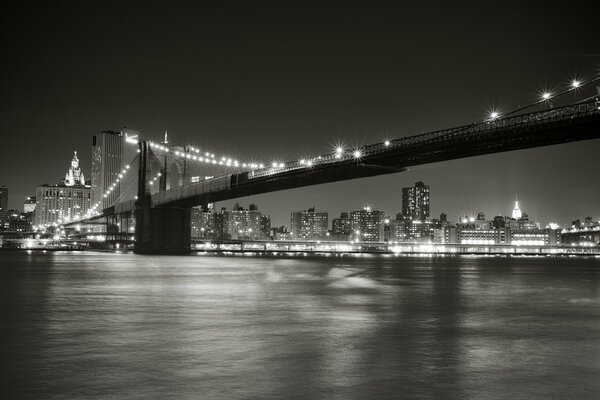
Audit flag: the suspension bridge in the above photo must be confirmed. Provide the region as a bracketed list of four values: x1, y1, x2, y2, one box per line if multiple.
[59, 77, 600, 254]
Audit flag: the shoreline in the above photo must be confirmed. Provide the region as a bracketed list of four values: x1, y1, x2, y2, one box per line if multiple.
[2, 248, 600, 258]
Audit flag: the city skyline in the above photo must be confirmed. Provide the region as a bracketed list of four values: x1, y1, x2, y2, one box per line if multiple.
[2, 2, 599, 228]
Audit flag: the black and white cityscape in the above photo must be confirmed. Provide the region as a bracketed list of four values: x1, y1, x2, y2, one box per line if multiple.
[2, 150, 599, 253]
[1, 2, 600, 399]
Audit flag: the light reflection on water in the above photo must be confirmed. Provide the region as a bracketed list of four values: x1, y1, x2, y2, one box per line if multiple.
[1, 251, 599, 399]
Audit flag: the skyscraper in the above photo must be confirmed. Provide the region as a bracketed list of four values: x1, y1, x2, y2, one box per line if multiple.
[0, 186, 8, 228]
[512, 196, 522, 219]
[402, 181, 430, 221]
[91, 130, 123, 210]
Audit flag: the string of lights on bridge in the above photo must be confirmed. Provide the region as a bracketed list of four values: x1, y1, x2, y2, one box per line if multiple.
[487, 76, 599, 121]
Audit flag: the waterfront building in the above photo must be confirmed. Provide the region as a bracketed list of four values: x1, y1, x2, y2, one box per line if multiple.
[191, 207, 215, 240]
[457, 227, 510, 245]
[0, 186, 8, 228]
[91, 130, 123, 210]
[350, 207, 385, 242]
[442, 225, 458, 244]
[402, 181, 430, 221]
[34, 153, 91, 227]
[511, 229, 560, 246]
[225, 203, 262, 240]
[213, 208, 229, 239]
[332, 212, 351, 240]
[272, 226, 292, 241]
[290, 207, 329, 241]
[405, 219, 434, 242]
[389, 219, 408, 242]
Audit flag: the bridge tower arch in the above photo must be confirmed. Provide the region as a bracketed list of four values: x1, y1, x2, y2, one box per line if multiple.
[133, 140, 191, 254]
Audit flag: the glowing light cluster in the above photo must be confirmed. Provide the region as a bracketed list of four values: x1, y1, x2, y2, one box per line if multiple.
[486, 75, 597, 122]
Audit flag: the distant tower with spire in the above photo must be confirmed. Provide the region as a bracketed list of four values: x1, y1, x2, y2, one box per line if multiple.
[512, 195, 522, 220]
[64, 151, 86, 186]
[164, 130, 168, 144]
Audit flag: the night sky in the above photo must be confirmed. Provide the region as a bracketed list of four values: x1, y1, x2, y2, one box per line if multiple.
[2, 1, 599, 227]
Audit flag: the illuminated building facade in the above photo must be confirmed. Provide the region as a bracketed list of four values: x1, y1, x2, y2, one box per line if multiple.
[63, 151, 86, 186]
[290, 207, 329, 240]
[226, 203, 262, 240]
[350, 207, 385, 242]
[34, 153, 91, 227]
[402, 181, 430, 221]
[191, 207, 215, 239]
[512, 196, 522, 219]
[195, 203, 267, 240]
[457, 227, 510, 245]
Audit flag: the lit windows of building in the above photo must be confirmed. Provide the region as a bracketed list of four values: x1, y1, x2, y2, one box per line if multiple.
[332, 212, 351, 240]
[34, 152, 91, 227]
[402, 181, 430, 221]
[350, 207, 385, 242]
[290, 207, 329, 241]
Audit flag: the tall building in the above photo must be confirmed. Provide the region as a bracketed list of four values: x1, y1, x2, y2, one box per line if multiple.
[350, 207, 385, 242]
[0, 186, 8, 228]
[91, 130, 123, 210]
[512, 196, 522, 219]
[35, 152, 91, 227]
[290, 207, 329, 240]
[402, 181, 430, 221]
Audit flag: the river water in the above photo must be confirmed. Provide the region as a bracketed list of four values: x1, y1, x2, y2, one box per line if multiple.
[1, 251, 599, 399]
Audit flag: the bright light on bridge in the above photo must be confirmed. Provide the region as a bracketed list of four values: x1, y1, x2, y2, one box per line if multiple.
[571, 79, 581, 89]
[353, 149, 362, 159]
[541, 92, 552, 100]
